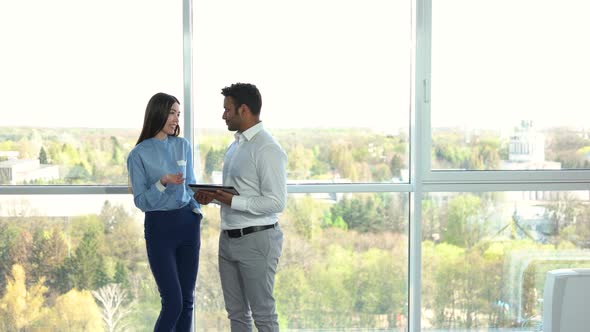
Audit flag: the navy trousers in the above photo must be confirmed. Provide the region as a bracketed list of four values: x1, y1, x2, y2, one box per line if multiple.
[145, 205, 202, 332]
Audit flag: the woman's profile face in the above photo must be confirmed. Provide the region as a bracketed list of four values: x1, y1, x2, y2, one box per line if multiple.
[159, 102, 180, 137]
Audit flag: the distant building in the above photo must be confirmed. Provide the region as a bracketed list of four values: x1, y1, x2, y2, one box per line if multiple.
[501, 120, 561, 170]
[0, 158, 59, 184]
[501, 121, 563, 201]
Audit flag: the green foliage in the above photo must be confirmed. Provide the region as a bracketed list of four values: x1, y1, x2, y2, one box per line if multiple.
[114, 262, 129, 289]
[66, 162, 92, 183]
[204, 147, 225, 179]
[371, 163, 392, 182]
[322, 214, 348, 231]
[287, 144, 314, 179]
[432, 131, 502, 170]
[275, 266, 309, 327]
[99, 201, 143, 264]
[276, 239, 407, 329]
[0, 264, 48, 331]
[283, 195, 328, 239]
[4, 126, 590, 329]
[65, 231, 110, 290]
[39, 146, 48, 164]
[30, 228, 68, 291]
[49, 289, 103, 331]
[0, 139, 15, 151]
[327, 141, 358, 180]
[330, 194, 391, 232]
[0, 221, 20, 291]
[111, 136, 124, 165]
[389, 153, 404, 177]
[443, 194, 485, 248]
[545, 128, 590, 168]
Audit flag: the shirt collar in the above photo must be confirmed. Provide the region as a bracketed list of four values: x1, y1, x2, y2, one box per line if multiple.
[236, 122, 263, 142]
[150, 135, 169, 144]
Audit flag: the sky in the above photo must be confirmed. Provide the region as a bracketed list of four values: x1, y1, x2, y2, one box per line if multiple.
[0, 0, 588, 131]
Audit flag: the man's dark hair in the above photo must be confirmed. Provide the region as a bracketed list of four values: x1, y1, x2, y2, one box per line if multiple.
[221, 83, 262, 116]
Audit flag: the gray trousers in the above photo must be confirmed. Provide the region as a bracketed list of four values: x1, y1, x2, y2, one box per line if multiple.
[218, 224, 283, 332]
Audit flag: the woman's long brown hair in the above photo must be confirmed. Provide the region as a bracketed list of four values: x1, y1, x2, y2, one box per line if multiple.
[129, 93, 180, 194]
[136, 92, 180, 145]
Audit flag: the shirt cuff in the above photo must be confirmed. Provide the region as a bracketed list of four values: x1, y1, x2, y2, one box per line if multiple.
[155, 180, 166, 192]
[231, 195, 247, 211]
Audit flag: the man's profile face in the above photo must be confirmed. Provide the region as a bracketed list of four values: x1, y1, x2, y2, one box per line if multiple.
[222, 96, 242, 131]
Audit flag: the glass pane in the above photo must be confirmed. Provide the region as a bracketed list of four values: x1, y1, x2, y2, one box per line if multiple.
[0, 0, 183, 185]
[197, 192, 409, 330]
[431, 0, 590, 171]
[421, 190, 590, 331]
[0, 192, 408, 331]
[193, 0, 412, 183]
[0, 194, 158, 330]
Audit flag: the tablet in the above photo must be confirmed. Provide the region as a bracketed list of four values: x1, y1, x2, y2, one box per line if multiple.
[189, 184, 240, 195]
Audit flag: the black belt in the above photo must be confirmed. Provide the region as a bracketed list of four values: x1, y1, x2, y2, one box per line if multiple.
[225, 222, 277, 238]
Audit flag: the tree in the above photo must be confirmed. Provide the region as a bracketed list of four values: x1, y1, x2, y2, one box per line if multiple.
[432, 243, 464, 328]
[287, 144, 314, 179]
[322, 214, 348, 231]
[353, 248, 404, 317]
[442, 194, 485, 248]
[30, 227, 68, 291]
[49, 289, 103, 331]
[284, 195, 326, 239]
[204, 147, 224, 179]
[92, 283, 134, 332]
[99, 201, 143, 263]
[421, 198, 439, 241]
[110, 136, 124, 165]
[545, 192, 583, 246]
[330, 194, 389, 232]
[67, 230, 110, 290]
[275, 266, 310, 327]
[370, 163, 392, 182]
[0, 264, 47, 331]
[39, 146, 48, 164]
[389, 154, 404, 178]
[66, 162, 92, 183]
[0, 221, 19, 290]
[561, 203, 590, 248]
[327, 142, 358, 181]
[113, 262, 129, 289]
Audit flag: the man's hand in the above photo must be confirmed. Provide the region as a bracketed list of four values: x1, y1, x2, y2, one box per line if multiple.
[195, 190, 233, 206]
[160, 172, 184, 186]
[195, 191, 215, 205]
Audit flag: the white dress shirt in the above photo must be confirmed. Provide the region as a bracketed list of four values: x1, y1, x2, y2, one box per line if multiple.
[221, 122, 288, 230]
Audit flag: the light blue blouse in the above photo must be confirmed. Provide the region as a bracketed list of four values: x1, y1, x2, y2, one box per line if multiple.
[127, 136, 201, 213]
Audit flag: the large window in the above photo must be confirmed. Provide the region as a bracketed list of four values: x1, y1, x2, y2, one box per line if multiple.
[421, 190, 590, 330]
[197, 193, 409, 330]
[3, 1, 590, 331]
[0, 0, 183, 185]
[193, 0, 412, 184]
[0, 195, 150, 330]
[0, 193, 408, 331]
[430, 0, 590, 171]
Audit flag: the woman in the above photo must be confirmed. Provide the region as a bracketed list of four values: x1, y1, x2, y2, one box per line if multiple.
[127, 92, 202, 331]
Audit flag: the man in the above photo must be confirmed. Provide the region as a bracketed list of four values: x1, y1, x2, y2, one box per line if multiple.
[195, 83, 287, 332]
